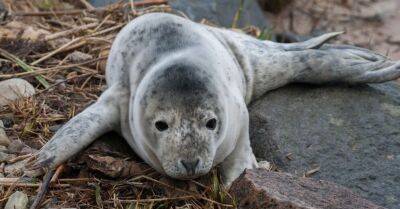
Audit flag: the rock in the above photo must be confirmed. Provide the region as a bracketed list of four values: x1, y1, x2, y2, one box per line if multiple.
[88, 0, 119, 7]
[0, 120, 11, 146]
[230, 169, 386, 209]
[168, 0, 270, 28]
[0, 145, 7, 152]
[0, 173, 4, 193]
[4, 158, 30, 177]
[0, 151, 15, 162]
[248, 82, 400, 209]
[66, 51, 93, 63]
[258, 0, 293, 14]
[7, 140, 31, 154]
[0, 78, 35, 107]
[89, 0, 270, 28]
[5, 191, 29, 209]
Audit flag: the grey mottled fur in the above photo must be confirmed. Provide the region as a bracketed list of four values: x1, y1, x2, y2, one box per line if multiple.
[25, 13, 400, 186]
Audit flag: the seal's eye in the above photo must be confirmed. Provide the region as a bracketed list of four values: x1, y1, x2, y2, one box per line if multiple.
[206, 118, 217, 130]
[155, 121, 168, 131]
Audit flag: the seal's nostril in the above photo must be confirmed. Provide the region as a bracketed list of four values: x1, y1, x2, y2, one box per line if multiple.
[180, 159, 200, 175]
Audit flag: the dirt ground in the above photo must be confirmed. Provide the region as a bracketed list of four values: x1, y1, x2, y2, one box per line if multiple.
[267, 0, 400, 60]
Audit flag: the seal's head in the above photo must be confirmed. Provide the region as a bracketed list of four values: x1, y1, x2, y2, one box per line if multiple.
[134, 62, 225, 179]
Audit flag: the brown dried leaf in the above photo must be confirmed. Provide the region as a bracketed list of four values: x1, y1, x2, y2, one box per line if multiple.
[85, 154, 150, 178]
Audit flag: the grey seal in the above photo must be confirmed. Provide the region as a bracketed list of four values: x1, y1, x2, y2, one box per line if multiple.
[26, 13, 400, 185]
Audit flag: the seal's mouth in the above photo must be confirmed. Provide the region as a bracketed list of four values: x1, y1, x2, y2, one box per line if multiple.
[162, 161, 210, 180]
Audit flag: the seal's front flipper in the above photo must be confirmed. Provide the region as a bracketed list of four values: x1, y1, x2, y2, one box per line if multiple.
[24, 85, 123, 176]
[219, 115, 258, 187]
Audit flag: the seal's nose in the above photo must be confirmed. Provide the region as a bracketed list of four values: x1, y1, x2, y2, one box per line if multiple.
[180, 159, 200, 175]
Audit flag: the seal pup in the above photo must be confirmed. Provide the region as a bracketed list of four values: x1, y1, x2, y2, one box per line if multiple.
[25, 13, 400, 185]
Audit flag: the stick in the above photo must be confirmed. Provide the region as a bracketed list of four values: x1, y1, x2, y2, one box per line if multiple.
[7, 154, 33, 164]
[44, 23, 98, 41]
[30, 38, 82, 66]
[0, 182, 70, 188]
[0, 177, 92, 183]
[30, 169, 55, 209]
[12, 0, 167, 17]
[79, 0, 95, 10]
[0, 48, 50, 88]
[50, 165, 65, 183]
[104, 195, 196, 203]
[0, 57, 106, 79]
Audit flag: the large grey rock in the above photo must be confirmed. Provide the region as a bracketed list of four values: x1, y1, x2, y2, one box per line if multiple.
[0, 78, 35, 107]
[248, 83, 400, 209]
[89, 0, 270, 28]
[230, 169, 386, 209]
[5, 191, 28, 209]
[168, 0, 269, 28]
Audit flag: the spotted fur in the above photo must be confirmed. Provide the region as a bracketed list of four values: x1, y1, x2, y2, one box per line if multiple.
[26, 13, 400, 186]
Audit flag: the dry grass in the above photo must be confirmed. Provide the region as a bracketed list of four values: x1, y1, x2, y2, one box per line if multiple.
[0, 0, 249, 208]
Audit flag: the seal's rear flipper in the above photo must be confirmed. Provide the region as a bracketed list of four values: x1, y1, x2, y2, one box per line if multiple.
[269, 31, 344, 51]
[209, 27, 400, 102]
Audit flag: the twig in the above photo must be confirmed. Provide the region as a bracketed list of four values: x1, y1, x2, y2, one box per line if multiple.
[13, 9, 88, 17]
[79, 0, 95, 10]
[31, 38, 82, 66]
[7, 154, 33, 164]
[12, 0, 167, 16]
[130, 175, 234, 207]
[0, 182, 70, 188]
[129, 0, 167, 7]
[44, 23, 98, 41]
[305, 166, 320, 177]
[50, 165, 65, 183]
[30, 169, 55, 209]
[0, 48, 50, 88]
[104, 195, 196, 204]
[0, 177, 92, 183]
[0, 57, 106, 79]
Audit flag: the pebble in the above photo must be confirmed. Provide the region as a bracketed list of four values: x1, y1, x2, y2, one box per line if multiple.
[66, 51, 93, 63]
[0, 120, 11, 146]
[5, 191, 29, 209]
[0, 78, 35, 107]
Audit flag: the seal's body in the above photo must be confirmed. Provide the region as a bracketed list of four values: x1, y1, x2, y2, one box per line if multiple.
[27, 13, 400, 185]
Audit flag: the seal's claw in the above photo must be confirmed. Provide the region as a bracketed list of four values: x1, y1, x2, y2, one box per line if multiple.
[24, 149, 56, 175]
[357, 61, 400, 82]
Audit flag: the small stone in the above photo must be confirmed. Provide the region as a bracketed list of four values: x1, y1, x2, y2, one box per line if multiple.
[0, 120, 11, 146]
[66, 51, 93, 63]
[5, 191, 29, 209]
[4, 159, 27, 176]
[0, 173, 4, 193]
[230, 169, 386, 209]
[54, 79, 67, 91]
[0, 151, 15, 162]
[0, 145, 7, 152]
[0, 78, 35, 107]
[258, 160, 271, 170]
[7, 140, 29, 154]
[49, 124, 63, 132]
